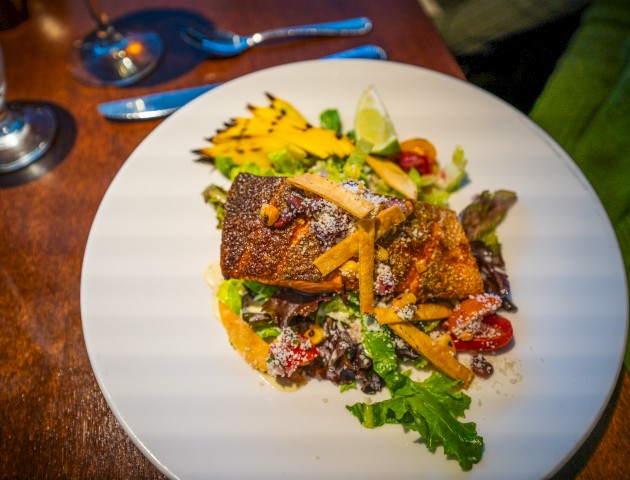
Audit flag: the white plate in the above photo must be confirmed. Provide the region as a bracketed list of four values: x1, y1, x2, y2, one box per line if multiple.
[81, 60, 628, 480]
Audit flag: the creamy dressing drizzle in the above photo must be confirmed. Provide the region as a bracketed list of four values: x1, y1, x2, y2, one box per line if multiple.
[259, 373, 303, 392]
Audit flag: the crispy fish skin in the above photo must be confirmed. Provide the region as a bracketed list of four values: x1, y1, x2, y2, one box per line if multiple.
[382, 202, 484, 300]
[220, 173, 483, 299]
[221, 174, 341, 293]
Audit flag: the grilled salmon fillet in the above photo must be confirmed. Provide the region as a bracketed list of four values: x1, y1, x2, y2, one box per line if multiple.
[220, 173, 483, 300]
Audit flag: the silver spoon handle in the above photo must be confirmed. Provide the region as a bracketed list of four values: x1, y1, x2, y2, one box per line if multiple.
[251, 17, 372, 45]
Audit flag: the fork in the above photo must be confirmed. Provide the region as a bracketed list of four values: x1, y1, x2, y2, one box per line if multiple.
[181, 17, 373, 57]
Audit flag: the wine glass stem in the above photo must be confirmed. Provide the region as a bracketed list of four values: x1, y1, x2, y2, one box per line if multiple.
[84, 0, 116, 38]
[0, 48, 10, 125]
[0, 61, 22, 143]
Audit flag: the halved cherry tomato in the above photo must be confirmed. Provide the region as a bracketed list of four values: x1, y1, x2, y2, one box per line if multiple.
[448, 294, 502, 333]
[390, 151, 434, 175]
[400, 138, 437, 161]
[267, 329, 318, 377]
[389, 138, 439, 175]
[450, 314, 513, 351]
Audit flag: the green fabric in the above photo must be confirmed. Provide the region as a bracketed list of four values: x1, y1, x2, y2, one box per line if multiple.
[529, 0, 630, 369]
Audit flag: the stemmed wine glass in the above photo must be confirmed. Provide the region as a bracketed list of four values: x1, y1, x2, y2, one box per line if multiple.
[68, 0, 163, 86]
[0, 45, 57, 173]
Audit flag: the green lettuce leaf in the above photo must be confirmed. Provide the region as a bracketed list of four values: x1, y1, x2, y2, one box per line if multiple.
[320, 108, 342, 134]
[243, 280, 278, 302]
[228, 162, 278, 180]
[201, 184, 228, 229]
[269, 148, 306, 175]
[217, 279, 247, 315]
[217, 279, 278, 316]
[347, 319, 484, 471]
[254, 325, 281, 339]
[438, 146, 468, 192]
[407, 167, 423, 195]
[317, 292, 361, 323]
[422, 188, 451, 208]
[309, 157, 346, 183]
[360, 319, 402, 385]
[344, 138, 372, 180]
[214, 156, 236, 178]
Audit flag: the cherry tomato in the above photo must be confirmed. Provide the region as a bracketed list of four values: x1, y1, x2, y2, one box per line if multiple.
[450, 314, 513, 351]
[389, 138, 439, 175]
[400, 138, 437, 161]
[391, 151, 434, 175]
[268, 329, 318, 376]
[448, 294, 502, 331]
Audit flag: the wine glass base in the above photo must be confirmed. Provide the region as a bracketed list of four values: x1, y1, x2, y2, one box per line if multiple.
[69, 30, 163, 87]
[0, 104, 57, 173]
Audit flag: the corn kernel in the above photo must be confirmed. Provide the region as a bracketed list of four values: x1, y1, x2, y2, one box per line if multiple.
[339, 260, 358, 277]
[305, 324, 325, 345]
[260, 203, 279, 226]
[459, 331, 474, 341]
[376, 246, 388, 261]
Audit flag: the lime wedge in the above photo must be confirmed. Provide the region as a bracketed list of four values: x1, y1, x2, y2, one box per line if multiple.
[354, 85, 401, 157]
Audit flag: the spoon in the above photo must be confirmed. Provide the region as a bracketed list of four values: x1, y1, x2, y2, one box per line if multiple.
[181, 17, 372, 57]
[97, 45, 388, 121]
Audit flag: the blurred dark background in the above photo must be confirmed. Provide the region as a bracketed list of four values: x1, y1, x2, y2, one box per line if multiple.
[455, 7, 586, 112]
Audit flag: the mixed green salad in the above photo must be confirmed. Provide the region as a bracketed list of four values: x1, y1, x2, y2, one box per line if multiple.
[197, 87, 517, 471]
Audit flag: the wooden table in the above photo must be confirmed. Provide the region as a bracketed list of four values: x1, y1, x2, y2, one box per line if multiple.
[0, 0, 627, 477]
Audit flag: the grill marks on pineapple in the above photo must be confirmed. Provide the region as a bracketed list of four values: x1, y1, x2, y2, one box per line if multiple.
[196, 94, 355, 167]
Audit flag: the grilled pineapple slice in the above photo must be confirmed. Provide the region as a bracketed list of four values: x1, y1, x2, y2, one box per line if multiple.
[196, 93, 355, 168]
[197, 137, 307, 168]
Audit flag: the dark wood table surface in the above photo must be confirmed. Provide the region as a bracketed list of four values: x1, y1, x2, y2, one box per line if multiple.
[1, 0, 628, 478]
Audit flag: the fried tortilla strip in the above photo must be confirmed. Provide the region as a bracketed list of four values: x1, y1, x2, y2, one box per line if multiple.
[218, 301, 269, 373]
[366, 155, 418, 200]
[373, 306, 405, 324]
[358, 218, 376, 314]
[377, 317, 474, 389]
[374, 302, 453, 324]
[287, 173, 375, 218]
[414, 302, 453, 321]
[314, 205, 407, 276]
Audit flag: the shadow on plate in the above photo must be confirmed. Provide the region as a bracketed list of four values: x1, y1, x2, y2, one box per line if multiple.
[0, 102, 76, 188]
[99, 8, 216, 87]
